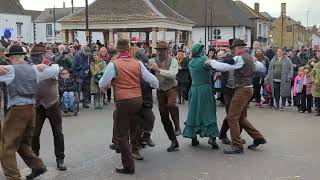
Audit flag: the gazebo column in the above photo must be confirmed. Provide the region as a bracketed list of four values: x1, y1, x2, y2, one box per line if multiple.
[62, 30, 68, 44]
[103, 30, 109, 44]
[175, 30, 180, 45]
[68, 30, 74, 44]
[145, 31, 150, 44]
[187, 31, 193, 48]
[108, 30, 114, 43]
[152, 28, 157, 53]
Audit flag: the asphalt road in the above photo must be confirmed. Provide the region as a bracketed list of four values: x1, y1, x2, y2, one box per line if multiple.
[1, 102, 319, 180]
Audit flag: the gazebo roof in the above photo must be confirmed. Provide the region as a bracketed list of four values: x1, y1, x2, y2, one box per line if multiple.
[59, 0, 195, 31]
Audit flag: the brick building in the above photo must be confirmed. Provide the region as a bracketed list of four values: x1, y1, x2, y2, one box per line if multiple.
[272, 3, 311, 49]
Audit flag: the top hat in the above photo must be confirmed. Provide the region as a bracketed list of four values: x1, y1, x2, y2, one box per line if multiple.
[5, 44, 27, 57]
[155, 41, 169, 50]
[230, 38, 247, 48]
[30, 44, 46, 55]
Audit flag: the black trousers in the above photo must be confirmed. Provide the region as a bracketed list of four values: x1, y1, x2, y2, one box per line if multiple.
[296, 85, 313, 112]
[32, 102, 65, 160]
[80, 77, 91, 104]
[253, 77, 264, 103]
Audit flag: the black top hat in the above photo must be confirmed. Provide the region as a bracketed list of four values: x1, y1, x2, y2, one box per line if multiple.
[230, 38, 247, 48]
[5, 44, 27, 57]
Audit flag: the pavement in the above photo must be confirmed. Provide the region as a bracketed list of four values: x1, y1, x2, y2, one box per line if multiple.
[0, 102, 319, 180]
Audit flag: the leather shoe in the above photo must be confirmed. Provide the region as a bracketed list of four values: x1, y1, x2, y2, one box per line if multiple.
[26, 167, 47, 180]
[248, 138, 267, 150]
[109, 143, 120, 153]
[115, 166, 135, 174]
[223, 145, 244, 154]
[191, 138, 200, 146]
[167, 140, 179, 152]
[56, 159, 67, 171]
[208, 138, 219, 149]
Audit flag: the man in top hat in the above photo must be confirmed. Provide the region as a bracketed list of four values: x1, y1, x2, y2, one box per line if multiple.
[0, 44, 60, 180]
[149, 41, 181, 152]
[29, 44, 67, 171]
[206, 39, 267, 154]
[99, 38, 158, 174]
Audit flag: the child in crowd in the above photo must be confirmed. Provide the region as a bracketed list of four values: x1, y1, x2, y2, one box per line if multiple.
[90, 51, 106, 109]
[294, 66, 313, 113]
[58, 69, 78, 113]
[213, 51, 225, 105]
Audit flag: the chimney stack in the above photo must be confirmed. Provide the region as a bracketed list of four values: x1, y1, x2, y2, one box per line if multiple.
[281, 3, 286, 17]
[63, 1, 66, 8]
[254, 3, 260, 13]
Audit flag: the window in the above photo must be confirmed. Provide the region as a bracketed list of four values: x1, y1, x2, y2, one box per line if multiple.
[46, 24, 53, 37]
[213, 29, 221, 40]
[16, 22, 23, 37]
[287, 26, 293, 32]
[258, 24, 262, 35]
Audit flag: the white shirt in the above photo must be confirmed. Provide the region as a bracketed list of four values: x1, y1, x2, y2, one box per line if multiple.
[99, 61, 159, 89]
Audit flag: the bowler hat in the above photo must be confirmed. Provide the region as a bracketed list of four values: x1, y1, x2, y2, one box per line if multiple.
[116, 39, 130, 52]
[230, 38, 247, 48]
[155, 41, 169, 50]
[30, 44, 46, 55]
[5, 44, 27, 57]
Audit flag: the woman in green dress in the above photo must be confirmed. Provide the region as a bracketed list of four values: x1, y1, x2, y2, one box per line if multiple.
[182, 43, 219, 148]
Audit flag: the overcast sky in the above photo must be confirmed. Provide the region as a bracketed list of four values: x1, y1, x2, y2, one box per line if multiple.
[20, 0, 318, 27]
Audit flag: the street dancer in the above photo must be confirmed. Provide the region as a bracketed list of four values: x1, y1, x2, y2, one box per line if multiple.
[99, 38, 158, 174]
[130, 48, 156, 160]
[0, 44, 59, 180]
[30, 44, 67, 171]
[182, 43, 219, 148]
[149, 41, 181, 152]
[206, 39, 267, 154]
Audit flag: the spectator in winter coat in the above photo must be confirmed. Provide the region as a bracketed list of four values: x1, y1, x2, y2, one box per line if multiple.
[58, 69, 78, 113]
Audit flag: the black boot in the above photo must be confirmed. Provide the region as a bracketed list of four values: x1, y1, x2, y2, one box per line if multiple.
[191, 138, 199, 146]
[223, 145, 244, 154]
[26, 167, 47, 180]
[248, 138, 267, 150]
[109, 143, 120, 153]
[115, 166, 135, 174]
[56, 159, 67, 171]
[167, 140, 179, 152]
[208, 137, 219, 149]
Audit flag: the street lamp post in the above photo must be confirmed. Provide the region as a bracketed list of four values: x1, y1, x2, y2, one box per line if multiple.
[85, 0, 91, 45]
[53, 5, 56, 44]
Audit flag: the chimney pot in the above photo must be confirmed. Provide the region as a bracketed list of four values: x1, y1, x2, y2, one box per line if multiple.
[254, 3, 260, 13]
[281, 3, 286, 17]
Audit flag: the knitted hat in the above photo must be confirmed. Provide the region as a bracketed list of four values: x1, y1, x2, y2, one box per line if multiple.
[0, 46, 6, 53]
[30, 44, 46, 55]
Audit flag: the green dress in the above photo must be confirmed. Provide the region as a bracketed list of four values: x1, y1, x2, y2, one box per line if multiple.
[182, 56, 219, 139]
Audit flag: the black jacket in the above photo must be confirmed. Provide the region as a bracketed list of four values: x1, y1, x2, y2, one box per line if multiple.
[290, 55, 302, 78]
[58, 78, 78, 94]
